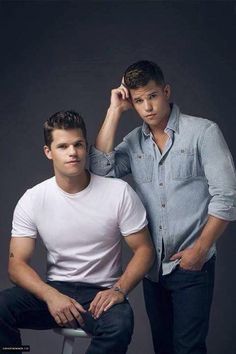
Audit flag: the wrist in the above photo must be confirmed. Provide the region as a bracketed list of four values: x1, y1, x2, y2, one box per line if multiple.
[193, 241, 209, 256]
[42, 286, 59, 303]
[107, 105, 124, 117]
[112, 285, 128, 299]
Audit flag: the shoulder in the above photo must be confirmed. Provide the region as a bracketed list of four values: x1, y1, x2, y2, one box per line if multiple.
[26, 177, 55, 194]
[91, 173, 129, 191]
[178, 111, 217, 137]
[179, 111, 215, 129]
[123, 126, 143, 142]
[17, 177, 55, 205]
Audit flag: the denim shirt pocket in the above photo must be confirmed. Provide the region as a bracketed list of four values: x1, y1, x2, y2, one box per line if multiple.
[131, 153, 154, 184]
[171, 148, 198, 180]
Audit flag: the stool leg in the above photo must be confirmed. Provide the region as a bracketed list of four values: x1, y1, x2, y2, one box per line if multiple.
[61, 336, 75, 354]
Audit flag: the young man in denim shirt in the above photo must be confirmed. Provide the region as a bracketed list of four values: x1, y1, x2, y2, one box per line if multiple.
[89, 60, 236, 354]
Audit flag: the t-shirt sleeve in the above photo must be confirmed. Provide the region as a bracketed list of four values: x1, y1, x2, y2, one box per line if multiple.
[118, 183, 148, 236]
[11, 190, 37, 238]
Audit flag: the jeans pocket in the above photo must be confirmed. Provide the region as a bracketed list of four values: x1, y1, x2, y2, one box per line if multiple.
[177, 266, 204, 274]
[131, 153, 154, 184]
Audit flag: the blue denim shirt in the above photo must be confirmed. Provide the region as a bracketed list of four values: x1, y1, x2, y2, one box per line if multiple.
[90, 104, 236, 280]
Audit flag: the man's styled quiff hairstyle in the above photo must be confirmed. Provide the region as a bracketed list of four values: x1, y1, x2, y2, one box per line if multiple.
[124, 60, 165, 89]
[44, 110, 87, 147]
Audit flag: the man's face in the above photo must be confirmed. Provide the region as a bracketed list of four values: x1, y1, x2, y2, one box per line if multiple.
[130, 80, 171, 130]
[44, 128, 87, 179]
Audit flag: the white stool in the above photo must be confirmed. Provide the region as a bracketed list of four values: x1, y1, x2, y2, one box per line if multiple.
[53, 328, 90, 354]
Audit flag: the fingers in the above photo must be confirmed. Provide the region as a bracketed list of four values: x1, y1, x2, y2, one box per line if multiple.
[112, 86, 129, 101]
[89, 290, 124, 319]
[53, 299, 86, 328]
[88, 292, 101, 314]
[170, 251, 183, 261]
[69, 305, 85, 327]
[54, 311, 68, 327]
[95, 298, 114, 318]
[72, 299, 86, 313]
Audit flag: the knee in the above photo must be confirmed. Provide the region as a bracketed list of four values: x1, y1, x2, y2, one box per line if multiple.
[106, 303, 134, 344]
[0, 287, 20, 320]
[0, 290, 11, 317]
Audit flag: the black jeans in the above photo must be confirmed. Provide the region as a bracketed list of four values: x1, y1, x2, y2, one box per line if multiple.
[143, 256, 215, 354]
[0, 281, 134, 354]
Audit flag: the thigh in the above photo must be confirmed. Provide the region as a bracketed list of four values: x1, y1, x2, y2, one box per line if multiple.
[168, 257, 215, 354]
[0, 286, 57, 330]
[84, 301, 134, 354]
[95, 300, 134, 334]
[143, 277, 173, 354]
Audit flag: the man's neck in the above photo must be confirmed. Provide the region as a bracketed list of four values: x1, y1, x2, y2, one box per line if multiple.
[55, 170, 90, 194]
[150, 105, 171, 136]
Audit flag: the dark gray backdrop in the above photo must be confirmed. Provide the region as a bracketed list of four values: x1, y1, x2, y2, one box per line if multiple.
[0, 1, 236, 353]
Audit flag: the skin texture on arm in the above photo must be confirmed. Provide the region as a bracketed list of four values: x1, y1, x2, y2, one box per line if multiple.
[171, 215, 229, 270]
[95, 83, 132, 153]
[89, 226, 155, 319]
[8, 237, 86, 328]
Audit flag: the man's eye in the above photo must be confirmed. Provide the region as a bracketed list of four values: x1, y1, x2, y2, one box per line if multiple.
[135, 99, 142, 104]
[150, 94, 157, 99]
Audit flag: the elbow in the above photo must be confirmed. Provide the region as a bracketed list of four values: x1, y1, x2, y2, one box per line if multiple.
[8, 260, 20, 284]
[149, 247, 156, 268]
[144, 244, 156, 271]
[8, 267, 15, 283]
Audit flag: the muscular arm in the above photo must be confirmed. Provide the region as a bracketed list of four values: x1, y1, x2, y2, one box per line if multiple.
[8, 237, 86, 327]
[89, 226, 155, 318]
[95, 83, 132, 153]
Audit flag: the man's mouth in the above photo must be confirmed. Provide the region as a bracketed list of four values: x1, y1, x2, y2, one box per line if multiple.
[66, 160, 80, 164]
[145, 113, 156, 118]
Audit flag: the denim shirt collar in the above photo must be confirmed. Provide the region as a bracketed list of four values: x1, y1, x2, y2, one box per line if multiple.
[142, 103, 180, 137]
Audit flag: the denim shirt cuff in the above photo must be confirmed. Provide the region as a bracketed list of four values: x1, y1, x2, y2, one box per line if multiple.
[208, 205, 236, 221]
[89, 146, 116, 172]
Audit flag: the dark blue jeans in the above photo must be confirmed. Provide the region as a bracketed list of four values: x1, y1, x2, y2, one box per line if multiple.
[0, 281, 134, 354]
[143, 256, 215, 354]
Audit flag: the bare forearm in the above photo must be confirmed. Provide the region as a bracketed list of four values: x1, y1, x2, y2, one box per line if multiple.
[171, 216, 229, 270]
[8, 261, 58, 301]
[194, 215, 229, 254]
[114, 246, 155, 295]
[95, 107, 122, 153]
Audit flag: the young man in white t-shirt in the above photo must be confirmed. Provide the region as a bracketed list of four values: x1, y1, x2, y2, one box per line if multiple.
[0, 111, 154, 354]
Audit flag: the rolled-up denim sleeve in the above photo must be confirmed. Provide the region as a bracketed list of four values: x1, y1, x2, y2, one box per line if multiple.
[200, 123, 236, 220]
[89, 140, 131, 178]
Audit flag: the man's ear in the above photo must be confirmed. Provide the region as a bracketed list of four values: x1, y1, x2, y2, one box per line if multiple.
[44, 145, 52, 160]
[164, 84, 171, 99]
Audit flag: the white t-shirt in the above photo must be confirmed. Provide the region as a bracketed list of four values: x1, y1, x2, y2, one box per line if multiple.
[12, 173, 147, 287]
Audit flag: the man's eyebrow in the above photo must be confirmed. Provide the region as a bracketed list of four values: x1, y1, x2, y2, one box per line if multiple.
[73, 139, 85, 144]
[133, 90, 159, 100]
[56, 142, 67, 147]
[56, 139, 85, 146]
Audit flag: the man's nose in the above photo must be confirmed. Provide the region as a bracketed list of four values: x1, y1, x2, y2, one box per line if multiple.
[68, 145, 77, 155]
[144, 100, 153, 112]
